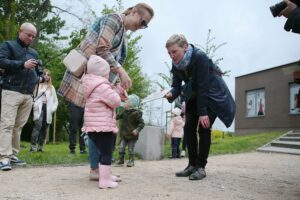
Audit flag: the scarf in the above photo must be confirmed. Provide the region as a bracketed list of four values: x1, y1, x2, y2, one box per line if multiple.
[173, 44, 193, 70]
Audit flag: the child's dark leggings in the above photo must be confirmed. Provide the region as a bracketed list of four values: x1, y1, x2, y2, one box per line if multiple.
[88, 132, 114, 165]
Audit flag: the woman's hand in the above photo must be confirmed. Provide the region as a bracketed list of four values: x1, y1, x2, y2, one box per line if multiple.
[198, 115, 210, 129]
[164, 92, 173, 101]
[115, 67, 132, 90]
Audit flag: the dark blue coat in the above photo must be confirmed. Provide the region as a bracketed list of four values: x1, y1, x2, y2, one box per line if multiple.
[0, 38, 43, 94]
[169, 45, 236, 128]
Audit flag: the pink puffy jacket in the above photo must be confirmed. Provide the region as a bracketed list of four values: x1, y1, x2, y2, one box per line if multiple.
[167, 116, 185, 138]
[81, 74, 121, 133]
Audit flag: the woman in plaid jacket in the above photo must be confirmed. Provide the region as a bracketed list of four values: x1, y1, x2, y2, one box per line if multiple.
[58, 2, 154, 188]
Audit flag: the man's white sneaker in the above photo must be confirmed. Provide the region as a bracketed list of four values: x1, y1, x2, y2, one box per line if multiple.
[0, 159, 12, 171]
[10, 155, 26, 166]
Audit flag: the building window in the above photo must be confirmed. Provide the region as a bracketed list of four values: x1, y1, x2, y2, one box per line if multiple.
[246, 89, 265, 117]
[289, 83, 300, 114]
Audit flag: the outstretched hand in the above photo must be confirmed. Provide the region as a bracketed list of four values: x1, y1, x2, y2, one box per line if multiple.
[164, 92, 173, 101]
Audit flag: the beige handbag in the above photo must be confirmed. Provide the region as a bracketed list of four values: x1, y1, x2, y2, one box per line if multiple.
[63, 49, 87, 77]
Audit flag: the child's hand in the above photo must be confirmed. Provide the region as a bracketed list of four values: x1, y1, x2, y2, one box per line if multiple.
[114, 83, 128, 101]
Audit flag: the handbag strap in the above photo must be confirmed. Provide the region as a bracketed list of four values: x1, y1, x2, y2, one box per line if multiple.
[33, 87, 49, 103]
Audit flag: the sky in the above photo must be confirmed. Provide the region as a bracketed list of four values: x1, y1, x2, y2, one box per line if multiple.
[52, 0, 300, 131]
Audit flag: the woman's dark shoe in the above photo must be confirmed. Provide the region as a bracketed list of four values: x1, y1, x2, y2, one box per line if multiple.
[189, 168, 206, 180]
[175, 165, 196, 177]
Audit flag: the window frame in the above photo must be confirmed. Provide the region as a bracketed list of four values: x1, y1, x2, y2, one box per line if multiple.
[289, 83, 300, 115]
[245, 88, 265, 118]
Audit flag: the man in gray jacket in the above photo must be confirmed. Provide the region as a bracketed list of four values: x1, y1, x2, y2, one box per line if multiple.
[0, 22, 44, 171]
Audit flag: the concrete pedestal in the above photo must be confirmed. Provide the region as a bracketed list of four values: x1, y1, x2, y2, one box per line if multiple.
[135, 126, 165, 160]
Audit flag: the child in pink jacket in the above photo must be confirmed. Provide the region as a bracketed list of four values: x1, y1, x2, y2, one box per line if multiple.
[81, 55, 122, 189]
[167, 107, 185, 159]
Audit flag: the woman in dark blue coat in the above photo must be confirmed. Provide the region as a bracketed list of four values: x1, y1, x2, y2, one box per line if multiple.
[164, 34, 236, 181]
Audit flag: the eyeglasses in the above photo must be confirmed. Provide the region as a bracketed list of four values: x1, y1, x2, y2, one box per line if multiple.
[24, 31, 36, 39]
[139, 17, 148, 29]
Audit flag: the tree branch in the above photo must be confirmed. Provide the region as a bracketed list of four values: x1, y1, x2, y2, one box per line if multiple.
[51, 5, 83, 23]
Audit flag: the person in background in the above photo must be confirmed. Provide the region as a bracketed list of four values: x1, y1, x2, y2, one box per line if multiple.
[68, 103, 86, 154]
[257, 98, 264, 116]
[279, 0, 300, 34]
[30, 69, 58, 152]
[167, 107, 184, 159]
[180, 102, 187, 157]
[0, 22, 44, 171]
[164, 34, 235, 181]
[115, 94, 145, 167]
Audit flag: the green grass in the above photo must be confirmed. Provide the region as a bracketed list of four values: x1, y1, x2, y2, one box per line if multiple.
[19, 142, 90, 166]
[210, 131, 283, 155]
[164, 131, 284, 157]
[18, 131, 283, 166]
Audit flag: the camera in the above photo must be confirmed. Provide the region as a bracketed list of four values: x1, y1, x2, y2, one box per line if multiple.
[270, 0, 300, 17]
[35, 59, 42, 67]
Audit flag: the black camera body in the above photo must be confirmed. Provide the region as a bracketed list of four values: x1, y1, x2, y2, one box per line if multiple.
[35, 59, 42, 67]
[270, 0, 300, 17]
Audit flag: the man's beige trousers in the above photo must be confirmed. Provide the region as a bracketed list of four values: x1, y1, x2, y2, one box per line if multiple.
[0, 90, 33, 160]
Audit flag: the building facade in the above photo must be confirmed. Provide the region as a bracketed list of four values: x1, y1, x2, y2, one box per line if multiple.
[235, 61, 300, 135]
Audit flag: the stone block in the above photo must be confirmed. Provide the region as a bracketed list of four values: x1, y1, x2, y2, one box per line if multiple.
[135, 126, 165, 160]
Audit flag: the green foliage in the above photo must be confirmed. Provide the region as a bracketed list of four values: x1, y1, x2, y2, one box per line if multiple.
[153, 62, 172, 90]
[124, 33, 151, 98]
[19, 142, 89, 165]
[0, 0, 18, 41]
[0, 0, 66, 44]
[102, 0, 124, 15]
[211, 129, 225, 139]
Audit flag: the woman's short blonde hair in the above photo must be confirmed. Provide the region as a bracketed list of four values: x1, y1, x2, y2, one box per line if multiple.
[165, 34, 188, 48]
[123, 3, 154, 19]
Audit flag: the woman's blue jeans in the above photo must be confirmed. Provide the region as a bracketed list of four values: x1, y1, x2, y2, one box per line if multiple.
[88, 136, 100, 169]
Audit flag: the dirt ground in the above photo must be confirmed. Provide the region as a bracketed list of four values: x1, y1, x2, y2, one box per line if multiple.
[0, 152, 299, 200]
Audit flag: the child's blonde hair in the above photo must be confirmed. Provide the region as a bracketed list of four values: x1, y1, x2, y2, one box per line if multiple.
[43, 69, 53, 94]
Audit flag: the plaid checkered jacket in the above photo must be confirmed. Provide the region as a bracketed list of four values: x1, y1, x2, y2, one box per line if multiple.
[58, 13, 127, 107]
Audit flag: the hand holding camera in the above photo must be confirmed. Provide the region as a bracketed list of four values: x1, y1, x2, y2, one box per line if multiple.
[24, 59, 40, 69]
[270, 0, 299, 17]
[279, 0, 298, 17]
